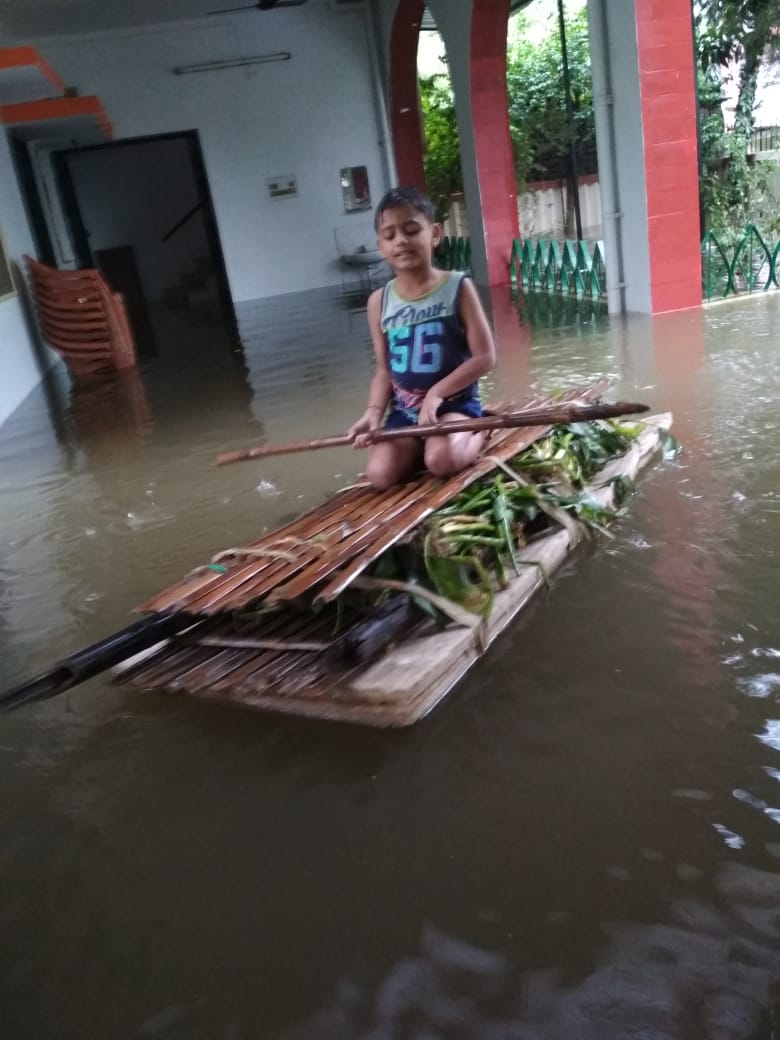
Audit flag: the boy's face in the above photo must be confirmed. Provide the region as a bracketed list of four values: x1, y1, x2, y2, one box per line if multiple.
[376, 204, 441, 272]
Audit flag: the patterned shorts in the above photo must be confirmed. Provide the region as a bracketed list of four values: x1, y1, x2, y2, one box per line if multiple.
[384, 397, 483, 430]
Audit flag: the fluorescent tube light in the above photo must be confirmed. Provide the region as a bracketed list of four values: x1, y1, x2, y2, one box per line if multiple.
[173, 52, 291, 74]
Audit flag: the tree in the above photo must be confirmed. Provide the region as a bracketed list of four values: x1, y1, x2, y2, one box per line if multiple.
[695, 0, 780, 232]
[419, 73, 462, 221]
[696, 0, 780, 138]
[506, 4, 596, 192]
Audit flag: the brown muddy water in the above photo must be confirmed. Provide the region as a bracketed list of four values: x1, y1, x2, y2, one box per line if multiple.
[1, 286, 780, 1040]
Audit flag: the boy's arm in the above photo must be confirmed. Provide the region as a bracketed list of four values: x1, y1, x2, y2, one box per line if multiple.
[418, 278, 496, 426]
[347, 289, 392, 443]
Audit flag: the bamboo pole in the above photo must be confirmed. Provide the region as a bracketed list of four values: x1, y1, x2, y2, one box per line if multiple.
[216, 401, 649, 466]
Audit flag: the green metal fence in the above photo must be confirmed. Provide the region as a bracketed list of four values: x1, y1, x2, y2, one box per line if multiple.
[442, 226, 780, 304]
[436, 234, 605, 328]
[510, 237, 606, 298]
[700, 224, 780, 300]
[436, 234, 606, 298]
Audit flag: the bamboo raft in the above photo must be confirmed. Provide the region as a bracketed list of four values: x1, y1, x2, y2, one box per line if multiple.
[103, 383, 672, 727]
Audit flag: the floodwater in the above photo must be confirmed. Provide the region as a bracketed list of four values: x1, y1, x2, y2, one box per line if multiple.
[1, 285, 780, 1039]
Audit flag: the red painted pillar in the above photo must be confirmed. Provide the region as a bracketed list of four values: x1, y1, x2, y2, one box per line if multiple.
[636, 0, 701, 312]
[470, 0, 519, 287]
[389, 0, 426, 189]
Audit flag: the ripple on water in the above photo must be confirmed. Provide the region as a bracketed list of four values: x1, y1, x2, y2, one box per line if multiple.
[275, 863, 780, 1040]
[713, 822, 745, 849]
[758, 719, 780, 752]
[107, 506, 177, 534]
[736, 673, 780, 699]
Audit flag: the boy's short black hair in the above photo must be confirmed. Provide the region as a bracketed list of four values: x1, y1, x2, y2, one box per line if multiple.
[374, 186, 436, 231]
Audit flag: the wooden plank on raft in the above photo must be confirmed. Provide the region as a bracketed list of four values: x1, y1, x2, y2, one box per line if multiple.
[134, 483, 379, 614]
[202, 479, 428, 613]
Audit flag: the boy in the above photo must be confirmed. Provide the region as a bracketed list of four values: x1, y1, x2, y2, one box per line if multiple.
[348, 186, 496, 492]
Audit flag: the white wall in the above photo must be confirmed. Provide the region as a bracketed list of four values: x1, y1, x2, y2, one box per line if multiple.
[0, 130, 57, 427]
[518, 179, 603, 240]
[33, 5, 391, 302]
[445, 179, 604, 242]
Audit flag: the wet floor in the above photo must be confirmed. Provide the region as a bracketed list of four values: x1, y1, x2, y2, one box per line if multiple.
[1, 286, 779, 1039]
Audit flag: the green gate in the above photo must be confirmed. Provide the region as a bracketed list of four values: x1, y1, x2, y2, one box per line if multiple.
[509, 237, 607, 299]
[701, 224, 780, 299]
[441, 226, 780, 304]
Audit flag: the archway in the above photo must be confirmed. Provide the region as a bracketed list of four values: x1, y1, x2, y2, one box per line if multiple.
[389, 0, 427, 189]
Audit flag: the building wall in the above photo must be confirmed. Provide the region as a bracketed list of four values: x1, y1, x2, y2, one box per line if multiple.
[1, 6, 391, 423]
[31, 7, 390, 302]
[0, 129, 56, 427]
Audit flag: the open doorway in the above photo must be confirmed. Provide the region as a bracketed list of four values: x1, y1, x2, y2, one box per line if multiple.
[50, 130, 238, 357]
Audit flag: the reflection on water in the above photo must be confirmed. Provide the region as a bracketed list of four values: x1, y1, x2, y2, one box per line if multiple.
[1, 287, 780, 1038]
[515, 289, 609, 333]
[68, 369, 153, 449]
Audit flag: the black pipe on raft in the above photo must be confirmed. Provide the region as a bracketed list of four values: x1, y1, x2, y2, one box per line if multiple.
[0, 598, 421, 713]
[0, 613, 196, 712]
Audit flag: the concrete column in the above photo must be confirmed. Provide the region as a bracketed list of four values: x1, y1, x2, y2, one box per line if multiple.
[591, 0, 701, 313]
[588, 0, 625, 313]
[635, 0, 701, 312]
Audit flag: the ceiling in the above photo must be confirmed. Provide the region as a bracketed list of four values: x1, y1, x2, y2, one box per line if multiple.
[0, 0, 533, 45]
[0, 0, 330, 40]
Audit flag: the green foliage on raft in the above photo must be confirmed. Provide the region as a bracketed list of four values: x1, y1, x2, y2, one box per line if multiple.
[365, 418, 653, 624]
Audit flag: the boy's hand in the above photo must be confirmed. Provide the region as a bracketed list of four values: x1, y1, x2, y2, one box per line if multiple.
[418, 392, 443, 427]
[347, 409, 382, 449]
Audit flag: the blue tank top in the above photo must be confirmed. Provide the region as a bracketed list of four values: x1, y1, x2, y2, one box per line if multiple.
[379, 272, 479, 420]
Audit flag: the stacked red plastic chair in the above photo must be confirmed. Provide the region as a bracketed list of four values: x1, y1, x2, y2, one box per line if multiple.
[24, 255, 137, 379]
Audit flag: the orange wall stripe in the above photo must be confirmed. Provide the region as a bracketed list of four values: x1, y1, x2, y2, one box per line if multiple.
[0, 46, 65, 95]
[0, 94, 113, 137]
